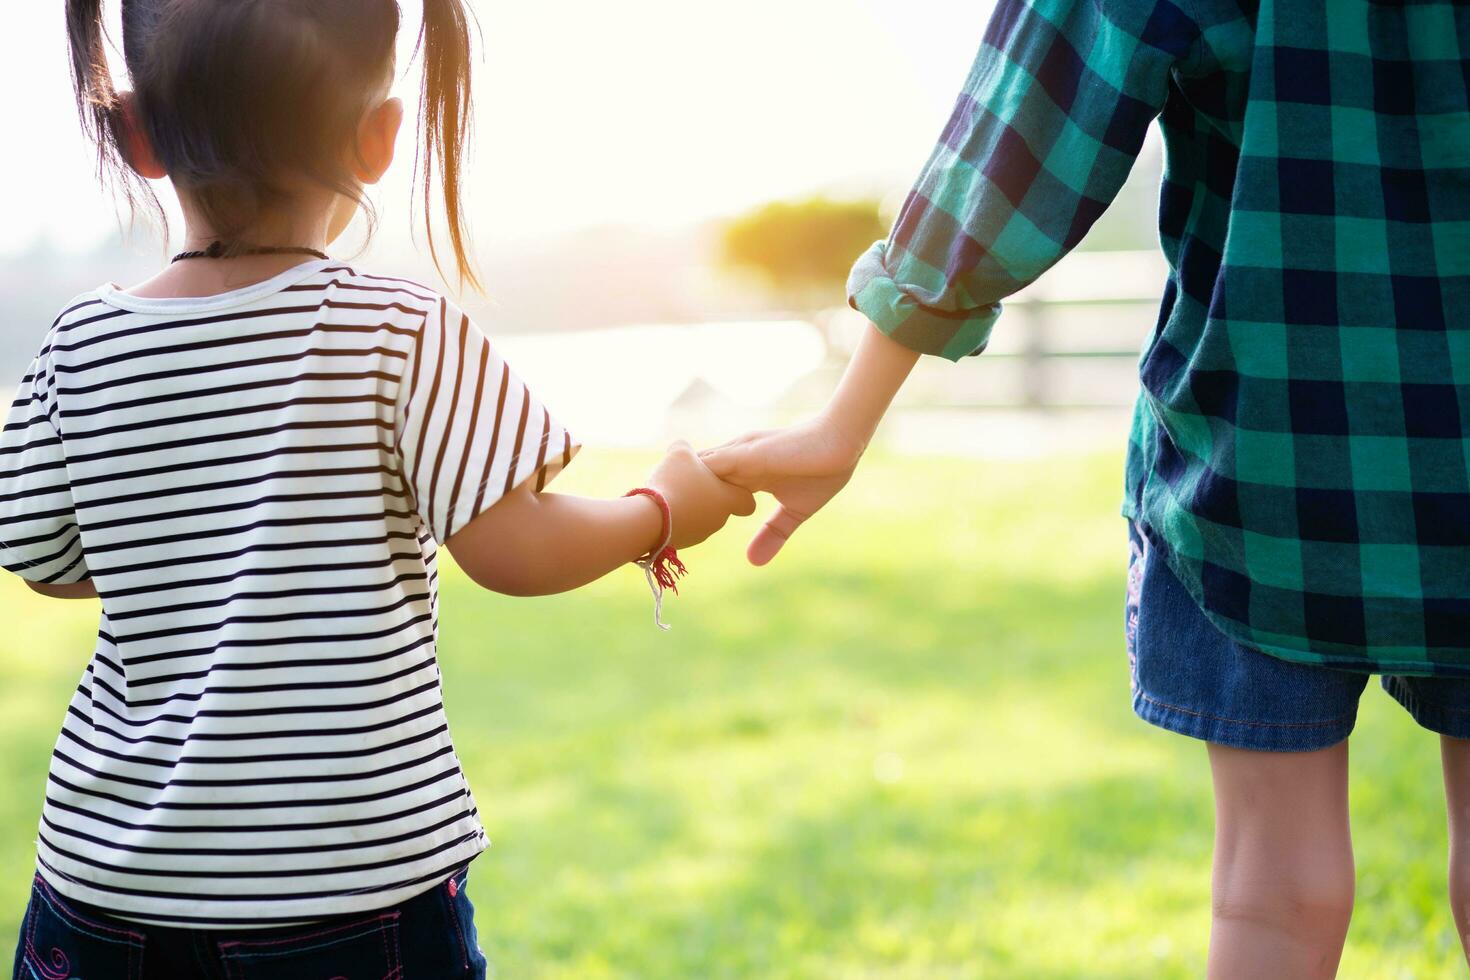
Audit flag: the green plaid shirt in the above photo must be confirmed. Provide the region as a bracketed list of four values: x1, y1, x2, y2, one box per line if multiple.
[849, 0, 1470, 672]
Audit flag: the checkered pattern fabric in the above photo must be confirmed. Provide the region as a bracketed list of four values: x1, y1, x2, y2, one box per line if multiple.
[849, 0, 1470, 672]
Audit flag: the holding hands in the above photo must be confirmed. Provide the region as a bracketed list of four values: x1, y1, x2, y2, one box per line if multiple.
[644, 440, 757, 550]
[699, 417, 864, 565]
[448, 323, 911, 611]
[695, 323, 920, 564]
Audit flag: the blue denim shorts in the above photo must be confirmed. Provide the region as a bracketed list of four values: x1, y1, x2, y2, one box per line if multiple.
[1126, 521, 1470, 752]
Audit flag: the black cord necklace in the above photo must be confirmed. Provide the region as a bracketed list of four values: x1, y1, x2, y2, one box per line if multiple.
[171, 241, 329, 263]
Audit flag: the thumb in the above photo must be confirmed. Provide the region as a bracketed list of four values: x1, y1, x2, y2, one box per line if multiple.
[701, 444, 761, 489]
[724, 483, 758, 518]
[708, 465, 757, 517]
[747, 504, 806, 566]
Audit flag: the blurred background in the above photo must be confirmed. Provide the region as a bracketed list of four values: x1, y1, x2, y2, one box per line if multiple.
[0, 0, 1168, 449]
[0, 2, 1462, 976]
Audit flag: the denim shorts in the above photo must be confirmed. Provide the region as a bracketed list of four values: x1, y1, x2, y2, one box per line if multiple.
[10, 868, 487, 980]
[1126, 521, 1470, 752]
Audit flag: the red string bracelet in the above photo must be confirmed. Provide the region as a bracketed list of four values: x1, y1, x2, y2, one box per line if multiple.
[624, 487, 688, 630]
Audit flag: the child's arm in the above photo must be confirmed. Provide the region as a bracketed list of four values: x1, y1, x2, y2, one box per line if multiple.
[396, 300, 754, 595]
[446, 442, 754, 596]
[26, 580, 98, 600]
[22, 447, 752, 603]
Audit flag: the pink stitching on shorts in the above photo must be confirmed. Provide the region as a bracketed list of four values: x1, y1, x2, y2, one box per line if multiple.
[33, 876, 146, 945]
[218, 911, 400, 952]
[382, 914, 403, 980]
[24, 876, 145, 980]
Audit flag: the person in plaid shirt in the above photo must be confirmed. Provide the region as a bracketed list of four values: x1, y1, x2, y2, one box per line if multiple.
[704, 0, 1470, 972]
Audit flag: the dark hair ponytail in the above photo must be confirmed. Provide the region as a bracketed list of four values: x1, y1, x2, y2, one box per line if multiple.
[66, 0, 159, 226]
[65, 0, 482, 291]
[65, 0, 114, 151]
[417, 0, 479, 290]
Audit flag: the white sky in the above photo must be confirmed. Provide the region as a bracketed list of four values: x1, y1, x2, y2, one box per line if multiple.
[2, 1, 995, 256]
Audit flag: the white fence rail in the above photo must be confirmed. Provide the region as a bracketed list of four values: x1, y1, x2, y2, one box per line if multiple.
[997, 249, 1166, 408]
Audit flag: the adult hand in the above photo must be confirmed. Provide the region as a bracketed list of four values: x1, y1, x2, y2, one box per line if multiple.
[700, 416, 865, 565]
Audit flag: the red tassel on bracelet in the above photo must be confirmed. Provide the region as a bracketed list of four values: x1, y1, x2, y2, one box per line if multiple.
[624, 487, 685, 630]
[648, 547, 688, 594]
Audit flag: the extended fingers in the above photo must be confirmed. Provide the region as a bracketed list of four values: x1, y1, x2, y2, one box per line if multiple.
[747, 505, 806, 566]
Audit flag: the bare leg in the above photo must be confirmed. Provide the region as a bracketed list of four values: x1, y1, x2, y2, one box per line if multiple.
[1208, 741, 1355, 979]
[1440, 737, 1470, 963]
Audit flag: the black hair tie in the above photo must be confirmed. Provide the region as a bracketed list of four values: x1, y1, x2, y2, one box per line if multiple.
[171, 241, 329, 263]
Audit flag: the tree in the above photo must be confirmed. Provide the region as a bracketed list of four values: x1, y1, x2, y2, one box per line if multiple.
[720, 197, 888, 313]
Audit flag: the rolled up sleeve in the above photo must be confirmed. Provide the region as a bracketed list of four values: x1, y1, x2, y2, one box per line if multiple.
[848, 241, 1002, 360]
[849, 0, 1202, 361]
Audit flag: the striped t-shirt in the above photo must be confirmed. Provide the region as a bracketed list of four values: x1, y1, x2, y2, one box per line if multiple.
[0, 259, 576, 927]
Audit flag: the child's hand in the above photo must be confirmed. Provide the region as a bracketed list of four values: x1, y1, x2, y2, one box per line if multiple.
[647, 441, 756, 550]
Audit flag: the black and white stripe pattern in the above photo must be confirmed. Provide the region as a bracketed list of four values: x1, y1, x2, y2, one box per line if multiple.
[0, 261, 575, 927]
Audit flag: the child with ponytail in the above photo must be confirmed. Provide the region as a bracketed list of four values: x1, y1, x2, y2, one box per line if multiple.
[4, 2, 752, 976]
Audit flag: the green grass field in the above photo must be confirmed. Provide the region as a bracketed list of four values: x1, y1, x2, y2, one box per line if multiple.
[2, 452, 1463, 977]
